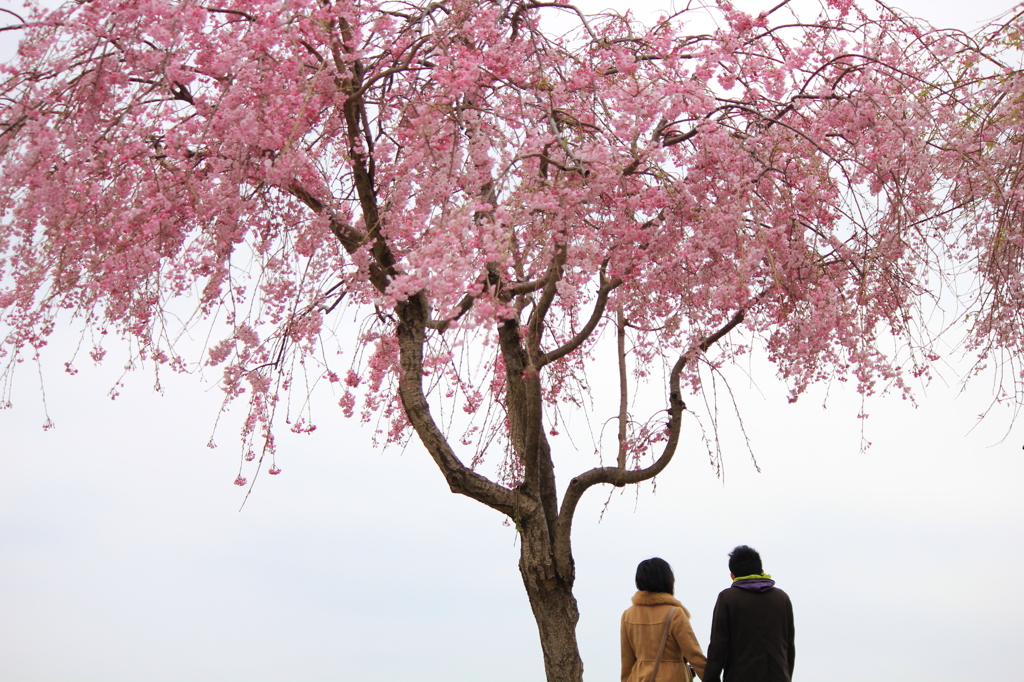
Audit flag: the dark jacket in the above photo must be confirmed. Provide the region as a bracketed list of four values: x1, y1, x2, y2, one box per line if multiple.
[703, 580, 795, 682]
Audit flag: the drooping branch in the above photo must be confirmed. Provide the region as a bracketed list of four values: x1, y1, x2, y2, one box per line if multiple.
[0, 7, 25, 23]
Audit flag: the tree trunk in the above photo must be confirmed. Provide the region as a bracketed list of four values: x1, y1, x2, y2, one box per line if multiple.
[518, 510, 585, 682]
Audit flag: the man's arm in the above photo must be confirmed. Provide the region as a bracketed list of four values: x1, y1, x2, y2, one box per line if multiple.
[703, 593, 729, 682]
[786, 594, 795, 676]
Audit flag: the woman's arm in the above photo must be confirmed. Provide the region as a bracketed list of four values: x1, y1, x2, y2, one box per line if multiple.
[621, 611, 636, 682]
[672, 610, 708, 680]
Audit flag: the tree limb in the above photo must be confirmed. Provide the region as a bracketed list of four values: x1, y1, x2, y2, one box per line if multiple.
[426, 267, 501, 331]
[616, 306, 628, 469]
[204, 7, 256, 21]
[538, 276, 622, 367]
[662, 128, 699, 147]
[396, 294, 521, 515]
[553, 307, 747, 567]
[509, 274, 554, 295]
[526, 240, 568, 359]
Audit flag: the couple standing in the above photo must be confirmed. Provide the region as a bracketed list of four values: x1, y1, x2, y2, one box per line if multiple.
[620, 545, 795, 682]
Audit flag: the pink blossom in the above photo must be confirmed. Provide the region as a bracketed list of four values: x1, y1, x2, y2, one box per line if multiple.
[0, 0, 1016, 501]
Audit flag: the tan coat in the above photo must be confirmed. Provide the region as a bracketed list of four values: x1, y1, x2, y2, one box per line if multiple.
[621, 591, 708, 682]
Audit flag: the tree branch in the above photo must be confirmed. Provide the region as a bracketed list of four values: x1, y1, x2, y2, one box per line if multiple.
[526, 240, 568, 359]
[616, 307, 628, 469]
[204, 6, 256, 21]
[692, 307, 746, 356]
[1, 8, 26, 27]
[662, 128, 699, 147]
[509, 274, 553, 295]
[426, 267, 501, 331]
[396, 295, 521, 515]
[537, 276, 622, 367]
[285, 181, 396, 296]
[554, 306, 747, 557]
[426, 290, 477, 331]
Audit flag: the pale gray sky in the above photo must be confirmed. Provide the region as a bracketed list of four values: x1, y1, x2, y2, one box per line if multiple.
[2, 1, 1023, 681]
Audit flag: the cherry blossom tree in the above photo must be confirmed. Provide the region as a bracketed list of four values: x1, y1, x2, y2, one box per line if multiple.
[1, 0, 1017, 679]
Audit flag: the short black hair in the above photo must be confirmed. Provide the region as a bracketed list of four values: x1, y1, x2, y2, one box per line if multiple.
[635, 557, 675, 594]
[728, 545, 763, 576]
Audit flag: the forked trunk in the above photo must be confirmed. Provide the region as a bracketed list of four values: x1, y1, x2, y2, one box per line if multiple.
[518, 513, 585, 682]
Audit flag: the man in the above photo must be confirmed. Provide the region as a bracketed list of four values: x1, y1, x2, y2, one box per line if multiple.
[703, 545, 795, 682]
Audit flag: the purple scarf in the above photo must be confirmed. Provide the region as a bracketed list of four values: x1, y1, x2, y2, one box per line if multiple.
[732, 578, 776, 593]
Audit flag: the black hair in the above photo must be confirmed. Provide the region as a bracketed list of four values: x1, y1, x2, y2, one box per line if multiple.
[635, 557, 675, 594]
[728, 545, 763, 576]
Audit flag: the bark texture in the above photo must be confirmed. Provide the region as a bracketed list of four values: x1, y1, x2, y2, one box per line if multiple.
[519, 511, 585, 682]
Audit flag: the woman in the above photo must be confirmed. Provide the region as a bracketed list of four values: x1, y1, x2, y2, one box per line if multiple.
[621, 557, 707, 682]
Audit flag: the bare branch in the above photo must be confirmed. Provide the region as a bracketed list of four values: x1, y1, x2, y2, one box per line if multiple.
[1, 8, 26, 32]
[616, 306, 628, 469]
[556, 306, 747, 539]
[526, 1, 598, 40]
[764, 0, 793, 17]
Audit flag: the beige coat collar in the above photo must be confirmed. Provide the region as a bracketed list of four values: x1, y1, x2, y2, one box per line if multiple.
[631, 591, 687, 615]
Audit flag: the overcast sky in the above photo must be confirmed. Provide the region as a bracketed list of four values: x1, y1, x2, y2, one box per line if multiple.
[2, 1, 1023, 681]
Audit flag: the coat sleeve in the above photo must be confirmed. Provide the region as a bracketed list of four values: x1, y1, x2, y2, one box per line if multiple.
[621, 611, 636, 682]
[672, 610, 707, 681]
[703, 592, 728, 682]
[786, 593, 796, 676]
